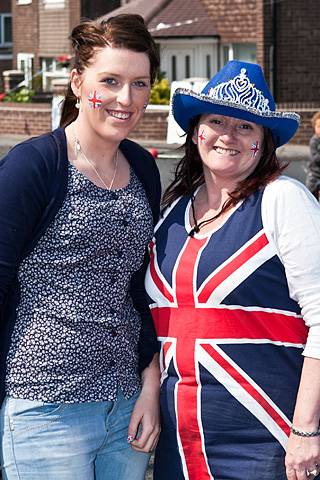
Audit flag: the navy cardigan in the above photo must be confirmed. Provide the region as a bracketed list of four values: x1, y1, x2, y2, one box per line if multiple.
[0, 127, 161, 403]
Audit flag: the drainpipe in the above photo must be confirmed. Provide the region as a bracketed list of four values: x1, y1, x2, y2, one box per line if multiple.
[269, 0, 277, 100]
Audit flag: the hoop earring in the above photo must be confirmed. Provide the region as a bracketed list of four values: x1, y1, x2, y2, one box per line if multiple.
[75, 97, 81, 109]
[143, 102, 148, 110]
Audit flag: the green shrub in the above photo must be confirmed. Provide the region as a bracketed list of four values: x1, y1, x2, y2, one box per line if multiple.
[150, 77, 170, 105]
[3, 87, 35, 103]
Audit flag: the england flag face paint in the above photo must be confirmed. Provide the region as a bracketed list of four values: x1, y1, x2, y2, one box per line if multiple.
[250, 140, 260, 156]
[198, 129, 207, 144]
[88, 90, 103, 109]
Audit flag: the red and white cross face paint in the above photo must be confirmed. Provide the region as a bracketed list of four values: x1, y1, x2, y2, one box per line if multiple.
[198, 129, 208, 144]
[88, 90, 103, 109]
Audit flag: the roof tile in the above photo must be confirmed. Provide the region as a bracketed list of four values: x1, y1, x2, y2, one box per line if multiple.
[100, 0, 217, 38]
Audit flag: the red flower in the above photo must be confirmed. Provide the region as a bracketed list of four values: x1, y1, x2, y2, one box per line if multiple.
[0, 93, 6, 101]
[56, 55, 71, 64]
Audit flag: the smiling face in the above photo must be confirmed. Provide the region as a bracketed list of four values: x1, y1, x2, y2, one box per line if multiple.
[194, 114, 264, 186]
[71, 46, 151, 144]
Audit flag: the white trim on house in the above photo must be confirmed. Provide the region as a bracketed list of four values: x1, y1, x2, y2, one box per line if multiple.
[16, 0, 32, 4]
[0, 54, 13, 60]
[17, 53, 34, 87]
[43, 0, 65, 9]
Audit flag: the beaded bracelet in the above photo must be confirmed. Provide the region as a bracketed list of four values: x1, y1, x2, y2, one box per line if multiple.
[291, 426, 320, 437]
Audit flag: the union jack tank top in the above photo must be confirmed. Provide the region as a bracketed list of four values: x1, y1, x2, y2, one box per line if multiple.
[145, 188, 308, 480]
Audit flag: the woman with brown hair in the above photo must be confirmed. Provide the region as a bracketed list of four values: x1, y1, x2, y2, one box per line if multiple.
[0, 14, 161, 480]
[145, 61, 320, 480]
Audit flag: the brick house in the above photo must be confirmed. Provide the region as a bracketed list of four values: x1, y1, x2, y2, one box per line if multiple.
[0, 0, 12, 90]
[101, 0, 257, 82]
[2, 0, 319, 144]
[102, 0, 320, 144]
[11, 0, 120, 91]
[104, 0, 320, 103]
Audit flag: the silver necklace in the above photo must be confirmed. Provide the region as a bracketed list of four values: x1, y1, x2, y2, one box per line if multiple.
[73, 130, 119, 191]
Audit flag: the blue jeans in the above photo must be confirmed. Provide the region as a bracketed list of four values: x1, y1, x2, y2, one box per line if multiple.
[0, 390, 150, 479]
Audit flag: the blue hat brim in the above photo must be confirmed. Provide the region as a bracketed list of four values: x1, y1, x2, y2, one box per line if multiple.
[172, 90, 300, 147]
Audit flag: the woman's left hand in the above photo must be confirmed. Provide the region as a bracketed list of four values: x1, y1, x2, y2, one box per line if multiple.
[127, 354, 161, 453]
[285, 433, 320, 479]
[127, 385, 160, 453]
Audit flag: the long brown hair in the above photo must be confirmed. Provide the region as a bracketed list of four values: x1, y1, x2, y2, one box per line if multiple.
[162, 116, 287, 215]
[60, 14, 159, 127]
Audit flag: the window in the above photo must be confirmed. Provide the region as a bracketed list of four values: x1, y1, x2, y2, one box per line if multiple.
[43, 0, 65, 9]
[42, 57, 70, 73]
[41, 57, 70, 91]
[222, 43, 256, 64]
[0, 15, 12, 46]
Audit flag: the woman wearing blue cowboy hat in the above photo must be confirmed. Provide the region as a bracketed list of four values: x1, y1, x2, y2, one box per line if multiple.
[145, 60, 320, 480]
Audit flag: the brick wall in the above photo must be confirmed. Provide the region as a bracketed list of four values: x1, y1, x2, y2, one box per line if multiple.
[129, 109, 168, 142]
[256, 0, 320, 104]
[0, 103, 51, 136]
[0, 102, 317, 145]
[70, 0, 81, 32]
[275, 0, 320, 103]
[12, 0, 39, 71]
[201, 0, 257, 43]
[39, 0, 74, 57]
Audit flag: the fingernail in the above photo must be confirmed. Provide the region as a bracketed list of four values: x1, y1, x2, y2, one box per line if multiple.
[127, 435, 134, 444]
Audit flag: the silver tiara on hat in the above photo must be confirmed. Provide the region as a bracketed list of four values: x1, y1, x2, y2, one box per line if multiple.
[207, 68, 271, 114]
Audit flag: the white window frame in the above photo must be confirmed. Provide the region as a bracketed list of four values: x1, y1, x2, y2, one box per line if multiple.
[0, 14, 12, 47]
[17, 52, 34, 87]
[41, 57, 69, 91]
[43, 0, 65, 9]
[17, 0, 32, 5]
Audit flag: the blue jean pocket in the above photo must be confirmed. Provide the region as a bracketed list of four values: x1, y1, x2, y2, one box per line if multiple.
[4, 397, 66, 436]
[8, 397, 65, 418]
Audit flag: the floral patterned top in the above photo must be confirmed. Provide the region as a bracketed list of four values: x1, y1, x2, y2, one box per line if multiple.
[5, 163, 153, 403]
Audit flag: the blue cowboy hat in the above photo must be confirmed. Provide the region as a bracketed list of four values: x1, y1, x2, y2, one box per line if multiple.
[172, 60, 300, 147]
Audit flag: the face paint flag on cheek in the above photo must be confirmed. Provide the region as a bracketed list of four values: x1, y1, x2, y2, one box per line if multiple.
[198, 129, 207, 144]
[88, 90, 103, 109]
[251, 141, 260, 156]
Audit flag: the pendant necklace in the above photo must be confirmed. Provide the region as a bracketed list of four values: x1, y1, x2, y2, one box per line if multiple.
[73, 129, 119, 190]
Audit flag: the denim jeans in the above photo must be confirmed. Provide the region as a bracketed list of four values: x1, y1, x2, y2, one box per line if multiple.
[0, 390, 150, 479]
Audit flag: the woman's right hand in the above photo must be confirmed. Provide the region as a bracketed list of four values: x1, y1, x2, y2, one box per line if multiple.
[285, 432, 320, 480]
